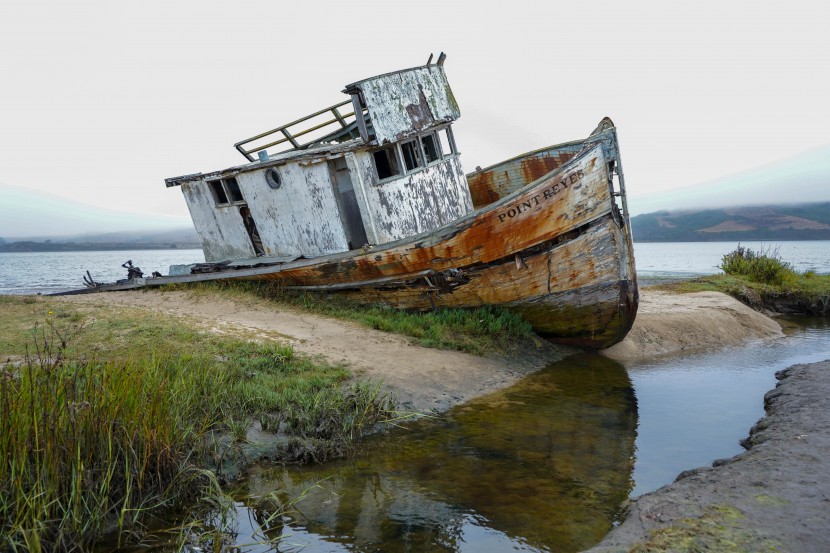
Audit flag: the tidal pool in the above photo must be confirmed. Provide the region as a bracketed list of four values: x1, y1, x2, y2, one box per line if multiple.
[210, 354, 637, 552]
[135, 320, 830, 552]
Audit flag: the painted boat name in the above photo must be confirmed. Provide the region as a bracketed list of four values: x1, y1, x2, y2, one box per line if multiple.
[497, 169, 585, 223]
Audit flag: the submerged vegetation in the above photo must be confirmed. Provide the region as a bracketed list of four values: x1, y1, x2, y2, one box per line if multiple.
[167, 280, 535, 355]
[0, 296, 396, 551]
[654, 245, 830, 316]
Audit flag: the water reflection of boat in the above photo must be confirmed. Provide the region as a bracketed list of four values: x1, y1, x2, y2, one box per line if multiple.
[227, 354, 636, 552]
[72, 56, 638, 348]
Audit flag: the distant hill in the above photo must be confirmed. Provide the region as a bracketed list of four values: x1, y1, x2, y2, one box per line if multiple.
[631, 202, 830, 242]
[0, 227, 201, 252]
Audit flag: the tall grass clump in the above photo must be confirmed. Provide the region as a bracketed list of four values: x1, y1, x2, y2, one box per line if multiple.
[0, 304, 399, 551]
[719, 244, 797, 286]
[0, 321, 229, 551]
[658, 245, 829, 316]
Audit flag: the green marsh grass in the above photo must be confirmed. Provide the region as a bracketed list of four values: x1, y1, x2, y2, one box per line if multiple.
[168, 281, 534, 355]
[0, 297, 397, 551]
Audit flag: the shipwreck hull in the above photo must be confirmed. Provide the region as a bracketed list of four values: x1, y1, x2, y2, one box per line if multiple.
[237, 132, 638, 349]
[327, 218, 637, 349]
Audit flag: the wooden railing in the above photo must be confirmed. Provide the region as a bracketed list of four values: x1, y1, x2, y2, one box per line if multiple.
[233, 100, 368, 161]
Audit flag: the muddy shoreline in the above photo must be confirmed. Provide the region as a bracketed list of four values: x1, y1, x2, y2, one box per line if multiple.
[585, 360, 830, 552]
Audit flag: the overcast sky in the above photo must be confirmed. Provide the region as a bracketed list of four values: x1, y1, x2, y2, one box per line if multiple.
[1, 0, 829, 235]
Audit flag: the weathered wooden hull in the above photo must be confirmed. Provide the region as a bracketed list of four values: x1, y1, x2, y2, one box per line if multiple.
[66, 122, 638, 349]
[239, 124, 638, 348]
[329, 217, 637, 348]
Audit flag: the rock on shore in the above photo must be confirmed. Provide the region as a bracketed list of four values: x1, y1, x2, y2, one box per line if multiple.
[585, 360, 830, 553]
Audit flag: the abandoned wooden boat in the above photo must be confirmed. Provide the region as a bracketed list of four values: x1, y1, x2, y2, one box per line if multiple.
[81, 57, 638, 348]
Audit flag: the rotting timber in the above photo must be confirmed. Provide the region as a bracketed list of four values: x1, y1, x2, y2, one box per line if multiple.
[67, 56, 638, 349]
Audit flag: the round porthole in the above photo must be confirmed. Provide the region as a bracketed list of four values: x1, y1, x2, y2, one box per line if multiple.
[265, 168, 282, 189]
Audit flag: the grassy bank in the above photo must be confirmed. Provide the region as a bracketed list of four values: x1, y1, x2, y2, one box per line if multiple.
[163, 280, 535, 356]
[0, 295, 396, 551]
[652, 245, 830, 316]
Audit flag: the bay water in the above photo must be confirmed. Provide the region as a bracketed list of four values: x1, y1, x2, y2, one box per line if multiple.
[0, 241, 827, 295]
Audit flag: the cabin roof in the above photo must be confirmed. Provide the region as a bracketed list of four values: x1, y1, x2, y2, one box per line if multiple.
[165, 138, 366, 187]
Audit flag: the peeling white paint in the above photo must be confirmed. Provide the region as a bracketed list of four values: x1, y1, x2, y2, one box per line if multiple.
[181, 180, 255, 261]
[237, 163, 350, 258]
[350, 66, 460, 144]
[352, 153, 473, 244]
[184, 162, 351, 262]
[175, 64, 474, 262]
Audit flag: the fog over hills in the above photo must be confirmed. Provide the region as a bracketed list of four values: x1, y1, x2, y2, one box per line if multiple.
[631, 202, 830, 242]
[626, 144, 830, 216]
[0, 181, 193, 239]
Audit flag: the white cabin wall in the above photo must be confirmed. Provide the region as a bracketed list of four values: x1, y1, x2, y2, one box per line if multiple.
[235, 163, 349, 257]
[352, 153, 473, 245]
[180, 162, 350, 262]
[180, 181, 255, 261]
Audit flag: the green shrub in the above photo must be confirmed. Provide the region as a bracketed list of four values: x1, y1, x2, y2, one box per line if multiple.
[719, 245, 796, 286]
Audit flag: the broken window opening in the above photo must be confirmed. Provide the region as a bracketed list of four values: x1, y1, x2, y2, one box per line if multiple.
[209, 180, 229, 205]
[373, 145, 401, 180]
[437, 127, 456, 157]
[400, 139, 424, 172]
[225, 177, 244, 202]
[209, 177, 247, 207]
[422, 133, 440, 163]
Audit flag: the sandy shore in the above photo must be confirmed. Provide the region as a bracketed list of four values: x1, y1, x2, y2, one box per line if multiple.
[57, 288, 784, 412]
[586, 360, 830, 552]
[602, 290, 784, 361]
[57, 289, 571, 413]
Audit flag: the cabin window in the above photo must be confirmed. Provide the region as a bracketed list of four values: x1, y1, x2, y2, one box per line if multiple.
[225, 177, 244, 202]
[208, 177, 246, 207]
[400, 139, 423, 172]
[372, 145, 401, 180]
[208, 180, 229, 205]
[437, 127, 456, 157]
[422, 133, 440, 163]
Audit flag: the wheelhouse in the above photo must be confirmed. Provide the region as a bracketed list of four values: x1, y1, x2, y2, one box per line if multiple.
[165, 58, 473, 263]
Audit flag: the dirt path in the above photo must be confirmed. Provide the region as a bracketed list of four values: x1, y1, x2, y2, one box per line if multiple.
[57, 290, 567, 413]
[586, 360, 830, 553]
[58, 288, 783, 413]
